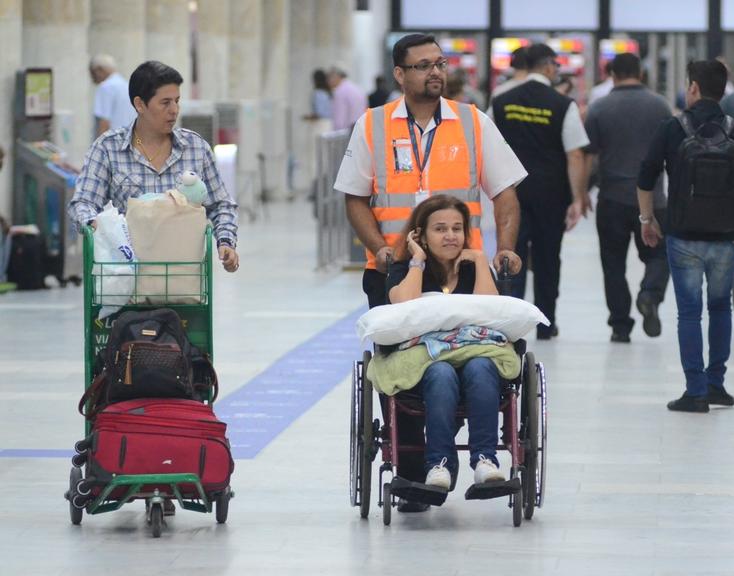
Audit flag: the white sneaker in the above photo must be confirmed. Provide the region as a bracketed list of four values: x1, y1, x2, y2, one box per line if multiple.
[474, 455, 504, 483]
[425, 457, 451, 489]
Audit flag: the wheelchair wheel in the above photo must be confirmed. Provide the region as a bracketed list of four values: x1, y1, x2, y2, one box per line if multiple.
[382, 482, 392, 526]
[350, 351, 374, 517]
[359, 351, 374, 519]
[511, 467, 523, 527]
[350, 358, 360, 507]
[521, 352, 538, 520]
[537, 361, 548, 508]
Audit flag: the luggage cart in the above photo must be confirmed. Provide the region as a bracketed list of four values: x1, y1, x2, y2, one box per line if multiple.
[64, 225, 234, 537]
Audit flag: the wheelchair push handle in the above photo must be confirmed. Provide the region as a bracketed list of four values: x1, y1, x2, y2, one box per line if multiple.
[497, 256, 512, 296]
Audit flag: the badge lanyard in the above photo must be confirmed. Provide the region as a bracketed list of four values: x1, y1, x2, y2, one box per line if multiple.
[407, 115, 436, 194]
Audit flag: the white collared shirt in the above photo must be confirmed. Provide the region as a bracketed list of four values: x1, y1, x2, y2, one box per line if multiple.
[334, 97, 527, 199]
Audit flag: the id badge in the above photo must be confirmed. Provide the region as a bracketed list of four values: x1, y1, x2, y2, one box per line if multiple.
[393, 139, 413, 173]
[415, 189, 429, 205]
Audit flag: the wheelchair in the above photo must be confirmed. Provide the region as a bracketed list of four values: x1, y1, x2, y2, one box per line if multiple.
[349, 336, 547, 527]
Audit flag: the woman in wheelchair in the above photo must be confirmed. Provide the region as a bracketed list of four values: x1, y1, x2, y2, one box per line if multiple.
[386, 194, 506, 490]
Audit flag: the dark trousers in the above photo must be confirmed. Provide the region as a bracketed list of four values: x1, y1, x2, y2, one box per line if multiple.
[596, 198, 669, 335]
[363, 269, 425, 483]
[511, 202, 566, 335]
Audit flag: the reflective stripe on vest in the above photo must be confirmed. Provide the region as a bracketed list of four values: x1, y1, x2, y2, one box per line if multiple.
[378, 214, 482, 235]
[371, 188, 476, 208]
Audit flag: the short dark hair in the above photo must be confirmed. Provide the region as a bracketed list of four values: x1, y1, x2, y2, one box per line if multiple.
[129, 60, 183, 106]
[526, 43, 557, 70]
[510, 46, 528, 71]
[392, 33, 441, 67]
[687, 59, 728, 100]
[611, 53, 641, 80]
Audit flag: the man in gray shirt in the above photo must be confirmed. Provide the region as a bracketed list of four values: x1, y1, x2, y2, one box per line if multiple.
[585, 53, 671, 342]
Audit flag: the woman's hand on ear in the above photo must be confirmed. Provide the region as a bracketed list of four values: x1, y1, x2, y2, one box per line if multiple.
[406, 229, 427, 261]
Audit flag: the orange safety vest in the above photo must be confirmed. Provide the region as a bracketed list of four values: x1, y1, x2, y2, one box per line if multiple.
[363, 98, 483, 269]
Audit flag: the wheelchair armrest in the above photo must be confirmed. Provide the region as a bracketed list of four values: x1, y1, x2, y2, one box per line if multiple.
[512, 339, 527, 356]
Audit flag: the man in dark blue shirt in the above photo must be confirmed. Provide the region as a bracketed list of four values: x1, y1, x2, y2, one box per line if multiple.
[637, 59, 734, 413]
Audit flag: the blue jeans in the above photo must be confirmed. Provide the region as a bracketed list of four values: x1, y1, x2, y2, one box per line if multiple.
[667, 236, 734, 396]
[419, 358, 501, 476]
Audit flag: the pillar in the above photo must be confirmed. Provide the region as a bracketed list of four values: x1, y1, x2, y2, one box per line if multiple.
[228, 0, 261, 99]
[314, 0, 339, 68]
[196, 0, 229, 101]
[22, 0, 91, 166]
[146, 0, 192, 97]
[289, 0, 319, 194]
[261, 0, 290, 200]
[88, 0, 145, 78]
[0, 0, 21, 219]
[227, 0, 262, 214]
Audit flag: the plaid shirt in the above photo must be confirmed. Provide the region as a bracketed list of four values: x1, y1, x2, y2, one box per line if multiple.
[68, 126, 238, 246]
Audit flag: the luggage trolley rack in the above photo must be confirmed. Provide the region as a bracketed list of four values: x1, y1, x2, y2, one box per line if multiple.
[64, 226, 234, 537]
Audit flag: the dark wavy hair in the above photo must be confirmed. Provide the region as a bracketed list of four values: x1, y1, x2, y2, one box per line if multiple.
[394, 194, 472, 286]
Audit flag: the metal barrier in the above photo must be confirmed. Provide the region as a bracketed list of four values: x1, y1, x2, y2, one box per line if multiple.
[315, 130, 365, 269]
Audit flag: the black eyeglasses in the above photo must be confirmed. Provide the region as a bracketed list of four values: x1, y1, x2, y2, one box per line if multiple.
[399, 58, 449, 73]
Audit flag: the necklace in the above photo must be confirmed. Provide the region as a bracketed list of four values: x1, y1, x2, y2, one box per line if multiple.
[134, 131, 164, 163]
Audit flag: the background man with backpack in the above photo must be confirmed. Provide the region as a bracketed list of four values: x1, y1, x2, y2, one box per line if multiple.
[637, 59, 734, 413]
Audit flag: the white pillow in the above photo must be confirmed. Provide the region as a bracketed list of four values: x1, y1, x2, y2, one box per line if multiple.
[356, 293, 550, 344]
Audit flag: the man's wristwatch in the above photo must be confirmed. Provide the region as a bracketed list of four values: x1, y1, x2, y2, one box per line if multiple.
[639, 214, 653, 225]
[409, 258, 425, 271]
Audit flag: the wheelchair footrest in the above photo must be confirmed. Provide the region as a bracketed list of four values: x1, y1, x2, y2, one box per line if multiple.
[464, 477, 521, 501]
[390, 476, 448, 507]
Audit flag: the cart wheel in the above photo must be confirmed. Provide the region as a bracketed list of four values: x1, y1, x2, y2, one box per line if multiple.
[71, 452, 87, 468]
[521, 352, 539, 520]
[511, 468, 523, 527]
[68, 467, 83, 525]
[215, 486, 231, 524]
[382, 483, 392, 526]
[359, 351, 374, 519]
[75, 479, 92, 496]
[74, 438, 90, 454]
[150, 504, 163, 538]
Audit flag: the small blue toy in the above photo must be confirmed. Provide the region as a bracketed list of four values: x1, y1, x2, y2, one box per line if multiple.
[178, 170, 207, 205]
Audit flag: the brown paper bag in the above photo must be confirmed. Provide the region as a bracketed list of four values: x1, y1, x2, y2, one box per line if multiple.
[126, 190, 208, 304]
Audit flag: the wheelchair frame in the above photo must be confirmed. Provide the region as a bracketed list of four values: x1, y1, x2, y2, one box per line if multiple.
[350, 344, 547, 527]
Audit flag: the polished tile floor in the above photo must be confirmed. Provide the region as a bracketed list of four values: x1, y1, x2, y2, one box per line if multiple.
[1, 201, 733, 576]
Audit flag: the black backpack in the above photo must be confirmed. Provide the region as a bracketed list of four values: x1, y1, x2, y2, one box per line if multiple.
[670, 113, 734, 235]
[79, 308, 210, 419]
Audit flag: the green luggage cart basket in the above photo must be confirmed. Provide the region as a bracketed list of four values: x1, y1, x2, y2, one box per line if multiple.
[65, 225, 233, 537]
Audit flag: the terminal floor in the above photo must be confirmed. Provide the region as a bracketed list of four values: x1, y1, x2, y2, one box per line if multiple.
[1, 201, 733, 576]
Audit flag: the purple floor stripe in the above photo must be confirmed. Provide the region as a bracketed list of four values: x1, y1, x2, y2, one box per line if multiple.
[0, 305, 368, 460]
[0, 449, 74, 458]
[218, 306, 367, 459]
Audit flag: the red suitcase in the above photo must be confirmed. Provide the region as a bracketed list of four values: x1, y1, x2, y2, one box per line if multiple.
[87, 398, 234, 498]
